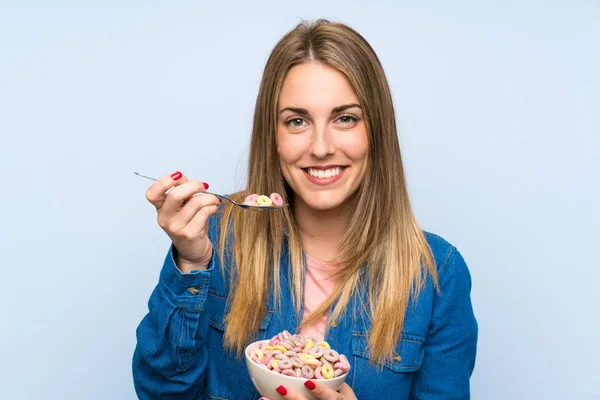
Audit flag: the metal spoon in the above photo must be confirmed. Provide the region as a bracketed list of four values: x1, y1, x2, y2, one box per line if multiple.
[134, 172, 288, 211]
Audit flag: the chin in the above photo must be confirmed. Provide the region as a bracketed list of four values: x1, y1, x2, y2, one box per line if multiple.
[301, 194, 348, 212]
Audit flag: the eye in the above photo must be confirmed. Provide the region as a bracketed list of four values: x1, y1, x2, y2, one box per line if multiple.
[286, 118, 306, 128]
[337, 114, 359, 125]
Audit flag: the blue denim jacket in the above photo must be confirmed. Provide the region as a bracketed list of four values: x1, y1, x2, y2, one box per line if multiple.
[133, 212, 478, 400]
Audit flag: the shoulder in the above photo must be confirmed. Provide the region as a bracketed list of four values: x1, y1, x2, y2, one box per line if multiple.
[423, 231, 454, 272]
[423, 231, 471, 284]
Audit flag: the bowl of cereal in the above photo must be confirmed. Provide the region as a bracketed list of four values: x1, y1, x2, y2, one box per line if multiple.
[244, 330, 350, 400]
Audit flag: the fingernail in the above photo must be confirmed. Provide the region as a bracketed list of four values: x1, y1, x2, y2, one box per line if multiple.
[170, 171, 182, 181]
[218, 198, 222, 203]
[276, 385, 287, 396]
[304, 380, 316, 390]
[203, 182, 209, 189]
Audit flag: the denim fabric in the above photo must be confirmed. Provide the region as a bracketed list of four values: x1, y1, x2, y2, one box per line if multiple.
[132, 212, 478, 400]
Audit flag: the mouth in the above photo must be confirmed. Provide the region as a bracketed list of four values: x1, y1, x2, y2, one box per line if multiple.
[302, 166, 346, 179]
[301, 165, 348, 185]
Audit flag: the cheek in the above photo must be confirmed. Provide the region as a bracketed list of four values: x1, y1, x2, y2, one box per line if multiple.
[276, 130, 308, 164]
[339, 131, 369, 161]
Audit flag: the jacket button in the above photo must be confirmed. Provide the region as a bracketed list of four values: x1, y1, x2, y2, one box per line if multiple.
[329, 321, 338, 328]
[187, 286, 200, 295]
[393, 353, 401, 362]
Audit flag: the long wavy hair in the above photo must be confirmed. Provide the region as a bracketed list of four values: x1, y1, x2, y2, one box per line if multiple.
[218, 19, 437, 364]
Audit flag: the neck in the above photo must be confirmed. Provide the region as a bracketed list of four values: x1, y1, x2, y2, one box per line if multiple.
[293, 197, 351, 262]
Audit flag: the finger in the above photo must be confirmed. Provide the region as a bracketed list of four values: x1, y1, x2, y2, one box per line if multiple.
[303, 380, 341, 399]
[275, 385, 306, 400]
[145, 171, 189, 209]
[180, 202, 219, 237]
[167, 194, 220, 234]
[337, 383, 357, 400]
[159, 180, 209, 221]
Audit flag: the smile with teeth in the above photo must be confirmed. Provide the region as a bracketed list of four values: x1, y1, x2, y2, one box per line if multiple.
[304, 167, 345, 179]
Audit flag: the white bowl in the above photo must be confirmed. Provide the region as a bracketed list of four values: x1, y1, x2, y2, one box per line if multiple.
[245, 340, 348, 400]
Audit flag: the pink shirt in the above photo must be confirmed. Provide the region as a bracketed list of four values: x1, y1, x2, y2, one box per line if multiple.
[299, 253, 343, 342]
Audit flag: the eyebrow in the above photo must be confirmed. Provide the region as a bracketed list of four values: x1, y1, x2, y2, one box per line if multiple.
[278, 103, 362, 115]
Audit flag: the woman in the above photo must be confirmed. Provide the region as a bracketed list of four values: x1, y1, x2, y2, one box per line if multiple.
[133, 19, 477, 400]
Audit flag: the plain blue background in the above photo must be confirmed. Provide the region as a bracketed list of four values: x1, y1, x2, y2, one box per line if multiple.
[1, 1, 598, 399]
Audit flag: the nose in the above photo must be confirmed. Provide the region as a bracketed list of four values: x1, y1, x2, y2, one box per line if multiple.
[310, 123, 335, 159]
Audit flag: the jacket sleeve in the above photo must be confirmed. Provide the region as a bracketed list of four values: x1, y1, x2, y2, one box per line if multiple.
[409, 247, 478, 400]
[132, 243, 219, 399]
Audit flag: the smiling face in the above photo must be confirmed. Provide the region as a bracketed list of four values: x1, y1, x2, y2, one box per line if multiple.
[276, 62, 369, 213]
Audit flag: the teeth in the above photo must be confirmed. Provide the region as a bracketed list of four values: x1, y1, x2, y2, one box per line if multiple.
[306, 167, 342, 179]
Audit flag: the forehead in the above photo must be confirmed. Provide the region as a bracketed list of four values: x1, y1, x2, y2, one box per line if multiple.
[278, 62, 359, 109]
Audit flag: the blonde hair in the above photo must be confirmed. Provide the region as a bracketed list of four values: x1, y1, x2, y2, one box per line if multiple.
[219, 19, 437, 364]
